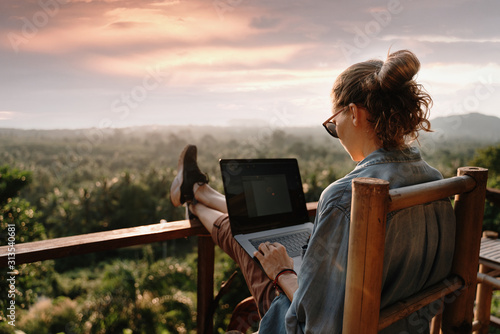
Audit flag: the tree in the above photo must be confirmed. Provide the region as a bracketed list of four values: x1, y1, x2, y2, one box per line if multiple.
[470, 144, 500, 182]
[0, 165, 46, 244]
[0, 165, 31, 205]
[470, 145, 500, 232]
[0, 165, 54, 326]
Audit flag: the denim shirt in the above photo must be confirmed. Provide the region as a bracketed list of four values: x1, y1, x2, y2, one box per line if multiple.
[259, 147, 456, 334]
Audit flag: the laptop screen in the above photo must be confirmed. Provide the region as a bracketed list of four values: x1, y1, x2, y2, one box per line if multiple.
[220, 158, 309, 235]
[242, 174, 292, 218]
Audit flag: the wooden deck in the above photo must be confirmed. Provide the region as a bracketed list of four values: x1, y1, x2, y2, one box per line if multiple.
[480, 237, 500, 271]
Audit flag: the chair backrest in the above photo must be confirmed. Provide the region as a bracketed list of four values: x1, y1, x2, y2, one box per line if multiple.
[342, 167, 488, 334]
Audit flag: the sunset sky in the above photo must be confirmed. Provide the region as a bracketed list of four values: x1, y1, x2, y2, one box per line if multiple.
[0, 0, 499, 130]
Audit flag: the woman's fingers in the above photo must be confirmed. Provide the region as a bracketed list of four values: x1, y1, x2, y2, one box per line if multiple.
[258, 241, 281, 252]
[273, 242, 285, 250]
[258, 242, 270, 253]
[253, 249, 263, 260]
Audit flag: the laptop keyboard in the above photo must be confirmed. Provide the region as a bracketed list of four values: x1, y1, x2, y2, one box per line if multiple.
[249, 229, 310, 258]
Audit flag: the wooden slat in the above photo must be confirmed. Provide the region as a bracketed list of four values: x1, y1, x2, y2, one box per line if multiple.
[477, 272, 500, 290]
[480, 238, 500, 264]
[480, 238, 500, 253]
[481, 251, 500, 262]
[378, 275, 463, 330]
[0, 219, 208, 267]
[478, 259, 500, 272]
[490, 315, 500, 329]
[480, 239, 500, 269]
[485, 269, 500, 277]
[306, 201, 318, 217]
[388, 175, 476, 212]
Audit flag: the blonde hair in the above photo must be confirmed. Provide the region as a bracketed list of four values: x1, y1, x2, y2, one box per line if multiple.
[331, 50, 432, 149]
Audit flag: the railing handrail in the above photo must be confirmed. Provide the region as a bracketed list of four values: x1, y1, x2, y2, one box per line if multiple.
[388, 174, 476, 212]
[0, 201, 319, 268]
[0, 219, 208, 267]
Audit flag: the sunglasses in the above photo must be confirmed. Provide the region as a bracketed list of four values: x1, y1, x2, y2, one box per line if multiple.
[322, 106, 348, 138]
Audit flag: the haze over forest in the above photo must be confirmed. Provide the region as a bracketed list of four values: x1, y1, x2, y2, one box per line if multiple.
[2, 112, 500, 141]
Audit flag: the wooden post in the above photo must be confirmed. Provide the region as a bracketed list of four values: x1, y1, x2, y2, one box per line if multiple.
[431, 308, 444, 334]
[342, 177, 390, 334]
[442, 167, 488, 334]
[197, 235, 215, 334]
[474, 264, 493, 334]
[474, 231, 497, 334]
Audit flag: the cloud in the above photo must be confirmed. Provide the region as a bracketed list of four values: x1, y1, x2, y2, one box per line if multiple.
[382, 35, 500, 44]
[1, 0, 500, 129]
[0, 111, 16, 120]
[106, 20, 142, 29]
[1, 0, 253, 53]
[84, 43, 313, 79]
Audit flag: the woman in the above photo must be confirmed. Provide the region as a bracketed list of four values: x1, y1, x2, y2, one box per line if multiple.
[170, 49, 455, 333]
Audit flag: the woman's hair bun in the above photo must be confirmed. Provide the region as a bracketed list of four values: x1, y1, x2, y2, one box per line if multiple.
[331, 49, 432, 149]
[376, 50, 421, 91]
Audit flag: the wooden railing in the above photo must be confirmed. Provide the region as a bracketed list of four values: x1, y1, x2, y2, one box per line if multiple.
[0, 202, 318, 334]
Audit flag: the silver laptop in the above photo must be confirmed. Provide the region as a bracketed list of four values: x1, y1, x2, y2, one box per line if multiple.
[219, 158, 314, 271]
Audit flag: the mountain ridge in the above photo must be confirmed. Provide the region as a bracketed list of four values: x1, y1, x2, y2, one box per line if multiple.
[426, 112, 500, 143]
[1, 112, 499, 144]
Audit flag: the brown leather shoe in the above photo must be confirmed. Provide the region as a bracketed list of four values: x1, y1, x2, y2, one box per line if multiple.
[170, 145, 208, 207]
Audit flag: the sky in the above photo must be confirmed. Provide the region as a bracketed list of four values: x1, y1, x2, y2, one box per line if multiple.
[0, 0, 499, 130]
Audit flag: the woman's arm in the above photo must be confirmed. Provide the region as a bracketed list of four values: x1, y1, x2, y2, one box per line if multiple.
[254, 242, 298, 301]
[276, 270, 299, 301]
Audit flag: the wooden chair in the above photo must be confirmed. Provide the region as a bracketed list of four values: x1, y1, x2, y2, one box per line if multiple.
[343, 167, 488, 334]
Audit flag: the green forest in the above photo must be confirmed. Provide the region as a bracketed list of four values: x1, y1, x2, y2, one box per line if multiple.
[1, 125, 500, 334]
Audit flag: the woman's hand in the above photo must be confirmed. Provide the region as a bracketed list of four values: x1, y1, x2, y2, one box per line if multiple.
[253, 242, 294, 280]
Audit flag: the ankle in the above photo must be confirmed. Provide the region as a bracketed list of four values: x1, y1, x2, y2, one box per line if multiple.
[193, 182, 206, 199]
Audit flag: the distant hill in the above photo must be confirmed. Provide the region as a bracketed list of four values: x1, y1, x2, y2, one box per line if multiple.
[0, 112, 499, 144]
[425, 113, 500, 143]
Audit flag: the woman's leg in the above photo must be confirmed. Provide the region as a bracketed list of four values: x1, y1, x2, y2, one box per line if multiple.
[190, 182, 277, 316]
[189, 201, 223, 234]
[194, 203, 277, 316]
[171, 145, 276, 315]
[194, 183, 227, 213]
[189, 183, 227, 234]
